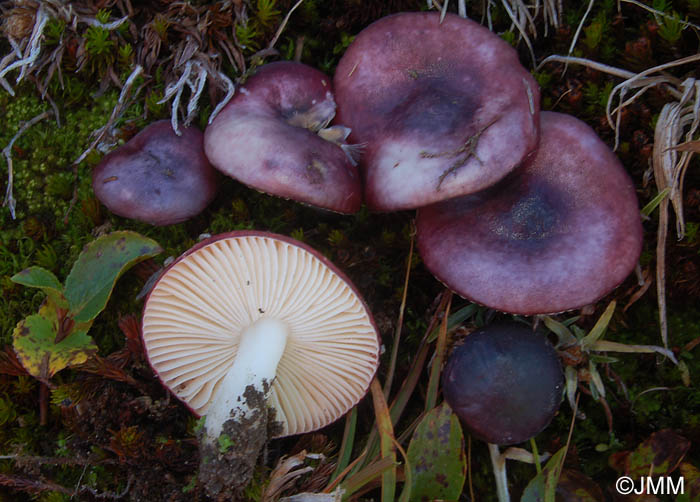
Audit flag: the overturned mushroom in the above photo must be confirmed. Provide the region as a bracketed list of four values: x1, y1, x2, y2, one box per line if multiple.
[92, 120, 218, 226]
[141, 231, 380, 497]
[204, 62, 363, 213]
[442, 322, 564, 502]
[417, 111, 643, 314]
[334, 11, 540, 211]
[442, 323, 564, 445]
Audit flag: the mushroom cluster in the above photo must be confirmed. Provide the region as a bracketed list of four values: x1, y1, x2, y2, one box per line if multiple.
[333, 11, 643, 315]
[89, 9, 646, 499]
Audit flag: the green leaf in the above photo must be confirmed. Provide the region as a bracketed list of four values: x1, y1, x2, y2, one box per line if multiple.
[565, 366, 578, 411]
[538, 469, 602, 502]
[581, 301, 616, 349]
[407, 402, 466, 502]
[13, 298, 97, 381]
[543, 316, 576, 346]
[64, 231, 162, 322]
[11, 266, 67, 308]
[589, 340, 678, 364]
[427, 304, 476, 343]
[521, 446, 567, 502]
[641, 187, 671, 217]
[588, 361, 606, 399]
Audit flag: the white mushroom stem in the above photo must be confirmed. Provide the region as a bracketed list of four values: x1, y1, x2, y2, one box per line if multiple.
[204, 317, 289, 441]
[488, 443, 511, 502]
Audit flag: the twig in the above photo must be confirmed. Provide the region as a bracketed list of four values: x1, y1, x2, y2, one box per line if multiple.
[562, 0, 594, 76]
[267, 0, 305, 51]
[0, 6, 50, 96]
[500, 0, 536, 67]
[620, 0, 700, 31]
[0, 455, 117, 466]
[2, 110, 53, 219]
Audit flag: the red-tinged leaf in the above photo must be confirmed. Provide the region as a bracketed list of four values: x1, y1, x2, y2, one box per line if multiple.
[678, 463, 700, 502]
[623, 430, 690, 478]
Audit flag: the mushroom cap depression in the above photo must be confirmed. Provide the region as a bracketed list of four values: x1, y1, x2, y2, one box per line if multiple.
[204, 62, 363, 213]
[416, 111, 644, 315]
[141, 231, 380, 437]
[334, 11, 540, 211]
[442, 323, 564, 445]
[92, 120, 218, 225]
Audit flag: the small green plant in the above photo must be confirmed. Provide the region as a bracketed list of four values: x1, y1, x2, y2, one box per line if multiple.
[85, 26, 115, 58]
[544, 301, 676, 411]
[253, 0, 281, 29]
[583, 18, 605, 51]
[235, 22, 261, 51]
[118, 43, 134, 68]
[217, 434, 235, 453]
[10, 231, 161, 382]
[656, 11, 686, 44]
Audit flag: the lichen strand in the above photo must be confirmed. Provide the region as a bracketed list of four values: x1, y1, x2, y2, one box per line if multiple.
[197, 382, 282, 499]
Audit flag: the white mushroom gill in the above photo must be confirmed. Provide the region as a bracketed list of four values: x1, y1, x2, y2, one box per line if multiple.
[142, 233, 379, 439]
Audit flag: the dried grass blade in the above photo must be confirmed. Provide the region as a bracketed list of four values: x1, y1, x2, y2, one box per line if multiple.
[339, 456, 396, 500]
[370, 378, 396, 502]
[425, 294, 452, 412]
[384, 232, 414, 399]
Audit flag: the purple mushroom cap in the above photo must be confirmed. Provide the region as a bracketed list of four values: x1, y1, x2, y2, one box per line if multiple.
[417, 111, 644, 315]
[92, 120, 218, 226]
[442, 323, 564, 445]
[204, 61, 362, 214]
[334, 12, 540, 211]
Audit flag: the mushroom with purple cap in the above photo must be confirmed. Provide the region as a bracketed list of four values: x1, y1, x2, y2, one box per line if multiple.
[141, 231, 380, 497]
[333, 11, 540, 211]
[417, 111, 644, 315]
[204, 61, 363, 214]
[92, 120, 218, 226]
[442, 322, 564, 501]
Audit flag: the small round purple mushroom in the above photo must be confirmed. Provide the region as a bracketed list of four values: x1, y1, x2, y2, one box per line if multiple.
[92, 120, 218, 226]
[334, 12, 540, 211]
[416, 111, 643, 315]
[204, 61, 362, 214]
[442, 323, 564, 445]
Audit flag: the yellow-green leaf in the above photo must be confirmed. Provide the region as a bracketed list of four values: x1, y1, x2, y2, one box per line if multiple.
[13, 298, 96, 381]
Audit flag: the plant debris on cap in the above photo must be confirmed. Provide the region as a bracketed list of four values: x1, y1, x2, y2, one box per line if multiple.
[416, 111, 643, 315]
[442, 323, 564, 445]
[204, 61, 363, 214]
[334, 11, 540, 211]
[141, 231, 380, 439]
[92, 120, 218, 226]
